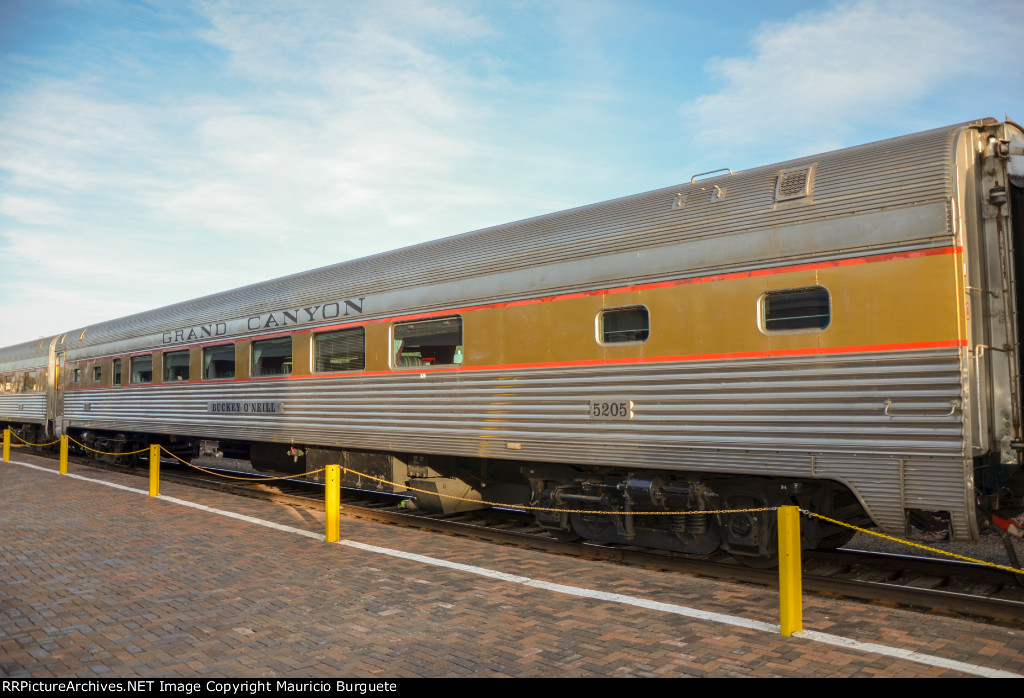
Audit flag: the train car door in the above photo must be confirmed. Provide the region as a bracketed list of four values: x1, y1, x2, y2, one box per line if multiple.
[45, 336, 65, 437]
[970, 120, 1024, 475]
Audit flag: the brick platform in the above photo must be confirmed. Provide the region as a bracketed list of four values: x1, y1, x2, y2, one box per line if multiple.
[2, 453, 1022, 678]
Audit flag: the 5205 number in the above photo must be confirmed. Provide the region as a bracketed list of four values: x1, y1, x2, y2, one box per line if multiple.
[589, 399, 634, 421]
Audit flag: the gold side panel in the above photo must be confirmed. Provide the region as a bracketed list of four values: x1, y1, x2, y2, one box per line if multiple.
[463, 252, 962, 368]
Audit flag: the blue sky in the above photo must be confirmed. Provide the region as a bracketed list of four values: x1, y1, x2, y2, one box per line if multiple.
[1, 0, 1022, 347]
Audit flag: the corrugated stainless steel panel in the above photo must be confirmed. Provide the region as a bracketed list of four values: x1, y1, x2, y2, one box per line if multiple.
[63, 349, 965, 455]
[53, 122, 970, 356]
[0, 338, 50, 370]
[62, 348, 967, 534]
[814, 456, 908, 533]
[904, 457, 970, 527]
[66, 202, 955, 362]
[0, 393, 46, 423]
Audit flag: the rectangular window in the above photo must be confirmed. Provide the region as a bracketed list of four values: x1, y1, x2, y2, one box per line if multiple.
[314, 327, 365, 373]
[393, 317, 462, 367]
[73, 368, 82, 384]
[761, 287, 831, 332]
[203, 344, 235, 380]
[113, 359, 122, 386]
[130, 355, 153, 384]
[599, 306, 650, 344]
[164, 350, 190, 381]
[252, 337, 292, 377]
[93, 366, 102, 382]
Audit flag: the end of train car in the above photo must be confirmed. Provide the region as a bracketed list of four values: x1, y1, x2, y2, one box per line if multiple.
[3, 117, 1024, 563]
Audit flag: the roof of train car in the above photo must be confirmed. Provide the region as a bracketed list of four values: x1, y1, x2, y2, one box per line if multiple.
[4, 119, 995, 357]
[0, 337, 51, 367]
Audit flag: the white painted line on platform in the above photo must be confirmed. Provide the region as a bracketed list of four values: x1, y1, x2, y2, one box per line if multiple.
[8, 458, 1022, 678]
[340, 537, 778, 631]
[794, 630, 1019, 678]
[160, 494, 323, 540]
[13, 459, 325, 540]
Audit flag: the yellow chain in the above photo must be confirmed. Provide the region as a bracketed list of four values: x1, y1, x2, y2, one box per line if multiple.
[8, 431, 60, 448]
[336, 467, 771, 515]
[60, 443, 1019, 574]
[68, 435, 149, 456]
[159, 446, 330, 482]
[804, 510, 1024, 575]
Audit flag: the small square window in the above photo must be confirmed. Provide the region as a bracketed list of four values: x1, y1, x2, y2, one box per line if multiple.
[315, 327, 365, 373]
[164, 350, 190, 381]
[93, 366, 102, 382]
[204, 344, 236, 380]
[761, 287, 831, 332]
[252, 337, 292, 376]
[130, 355, 153, 384]
[599, 306, 650, 344]
[393, 317, 462, 367]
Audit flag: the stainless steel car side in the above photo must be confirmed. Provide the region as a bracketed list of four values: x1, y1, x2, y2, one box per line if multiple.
[4, 118, 1023, 561]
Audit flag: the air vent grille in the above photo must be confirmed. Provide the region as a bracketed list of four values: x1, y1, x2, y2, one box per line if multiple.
[775, 166, 814, 202]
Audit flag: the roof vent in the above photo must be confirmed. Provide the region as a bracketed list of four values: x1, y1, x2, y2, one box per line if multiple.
[775, 165, 815, 202]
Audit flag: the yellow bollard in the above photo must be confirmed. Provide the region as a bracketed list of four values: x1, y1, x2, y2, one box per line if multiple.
[149, 444, 160, 497]
[778, 505, 803, 636]
[325, 464, 341, 543]
[59, 434, 69, 475]
[2, 428, 9, 462]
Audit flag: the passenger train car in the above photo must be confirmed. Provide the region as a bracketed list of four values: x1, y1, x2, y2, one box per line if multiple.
[3, 118, 1024, 562]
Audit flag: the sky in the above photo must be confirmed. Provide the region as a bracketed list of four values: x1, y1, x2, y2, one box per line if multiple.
[1, 0, 1023, 348]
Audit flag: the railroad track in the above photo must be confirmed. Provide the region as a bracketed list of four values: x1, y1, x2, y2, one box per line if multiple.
[17, 446, 1024, 627]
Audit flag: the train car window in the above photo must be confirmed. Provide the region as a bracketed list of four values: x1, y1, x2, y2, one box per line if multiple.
[761, 287, 831, 332]
[93, 366, 102, 382]
[113, 359, 122, 386]
[252, 337, 292, 377]
[203, 344, 235, 380]
[130, 355, 153, 384]
[23, 373, 36, 392]
[73, 368, 82, 384]
[393, 317, 462, 367]
[598, 306, 650, 344]
[314, 327, 365, 373]
[164, 350, 190, 382]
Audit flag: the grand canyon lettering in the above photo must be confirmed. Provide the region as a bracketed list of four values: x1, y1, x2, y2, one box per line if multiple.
[162, 297, 366, 345]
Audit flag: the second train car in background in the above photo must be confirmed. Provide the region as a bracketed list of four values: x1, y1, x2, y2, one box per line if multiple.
[3, 117, 1024, 563]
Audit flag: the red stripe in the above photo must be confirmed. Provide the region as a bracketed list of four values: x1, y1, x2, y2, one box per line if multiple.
[59, 245, 962, 383]
[60, 338, 964, 390]
[367, 246, 962, 324]
[266, 338, 969, 377]
[434, 339, 968, 373]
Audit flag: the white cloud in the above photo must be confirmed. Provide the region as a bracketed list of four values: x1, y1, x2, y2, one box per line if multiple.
[9, 0, 1019, 350]
[680, 0, 1024, 159]
[0, 1, 537, 347]
[0, 195, 67, 226]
